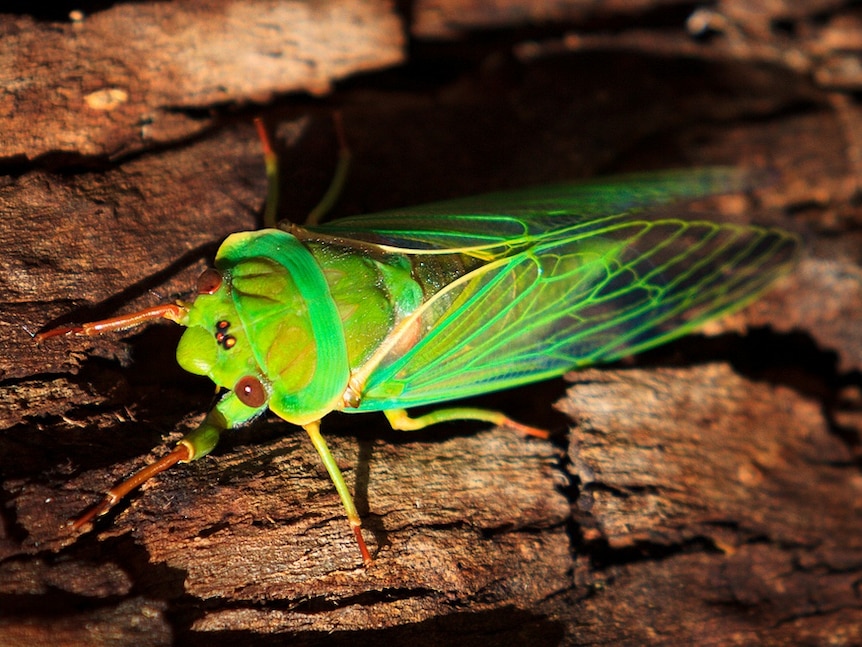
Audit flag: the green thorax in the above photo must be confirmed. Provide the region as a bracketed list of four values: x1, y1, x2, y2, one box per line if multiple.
[176, 228, 424, 427]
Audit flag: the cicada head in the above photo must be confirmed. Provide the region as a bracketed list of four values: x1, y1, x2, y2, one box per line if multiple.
[176, 266, 271, 418]
[177, 229, 351, 428]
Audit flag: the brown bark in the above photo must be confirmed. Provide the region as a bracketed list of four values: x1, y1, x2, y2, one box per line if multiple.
[1, 1, 861, 645]
[0, 0, 404, 159]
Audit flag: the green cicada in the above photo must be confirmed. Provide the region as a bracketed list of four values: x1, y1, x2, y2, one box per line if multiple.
[38, 134, 798, 564]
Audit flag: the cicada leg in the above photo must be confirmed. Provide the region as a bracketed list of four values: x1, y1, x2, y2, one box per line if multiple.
[36, 304, 186, 341]
[254, 114, 351, 229]
[254, 117, 281, 229]
[305, 112, 350, 226]
[70, 445, 190, 530]
[70, 411, 223, 530]
[303, 420, 372, 565]
[384, 408, 549, 439]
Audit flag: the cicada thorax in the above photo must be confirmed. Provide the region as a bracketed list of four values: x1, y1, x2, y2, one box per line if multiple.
[300, 220, 510, 388]
[303, 241, 423, 370]
[300, 237, 489, 409]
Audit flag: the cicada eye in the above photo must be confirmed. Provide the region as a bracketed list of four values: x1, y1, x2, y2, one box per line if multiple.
[196, 268, 223, 294]
[235, 376, 266, 408]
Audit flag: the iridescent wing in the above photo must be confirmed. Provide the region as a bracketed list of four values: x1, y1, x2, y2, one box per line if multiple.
[308, 169, 798, 410]
[351, 216, 797, 410]
[308, 167, 758, 255]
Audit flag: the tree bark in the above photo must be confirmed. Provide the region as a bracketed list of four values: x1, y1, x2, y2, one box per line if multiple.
[1, 1, 860, 645]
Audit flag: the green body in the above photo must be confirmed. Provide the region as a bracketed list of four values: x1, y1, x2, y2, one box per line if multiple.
[175, 168, 798, 442]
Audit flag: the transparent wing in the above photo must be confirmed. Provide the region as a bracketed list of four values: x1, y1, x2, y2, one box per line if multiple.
[308, 168, 756, 255]
[352, 217, 798, 411]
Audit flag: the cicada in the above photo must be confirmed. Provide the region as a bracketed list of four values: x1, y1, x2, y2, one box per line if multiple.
[38, 134, 798, 564]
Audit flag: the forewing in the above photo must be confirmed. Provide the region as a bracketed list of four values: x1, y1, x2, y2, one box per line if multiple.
[309, 168, 754, 255]
[353, 217, 798, 411]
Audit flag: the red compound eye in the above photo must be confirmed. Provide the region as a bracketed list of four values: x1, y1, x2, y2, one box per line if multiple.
[235, 376, 266, 408]
[196, 268, 223, 294]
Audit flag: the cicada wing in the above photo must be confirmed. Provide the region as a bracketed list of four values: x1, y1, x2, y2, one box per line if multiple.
[352, 218, 798, 411]
[309, 168, 756, 254]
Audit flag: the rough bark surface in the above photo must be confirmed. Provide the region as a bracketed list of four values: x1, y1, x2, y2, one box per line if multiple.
[1, 0, 404, 158]
[1, 1, 861, 645]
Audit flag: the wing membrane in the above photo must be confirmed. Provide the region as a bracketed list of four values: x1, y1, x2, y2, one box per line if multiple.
[352, 217, 798, 411]
[309, 168, 755, 255]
